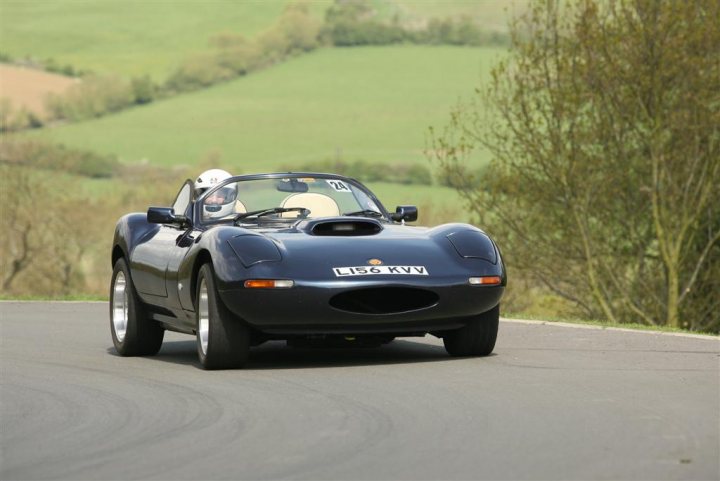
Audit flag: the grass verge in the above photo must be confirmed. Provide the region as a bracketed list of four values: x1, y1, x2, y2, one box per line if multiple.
[0, 294, 107, 302]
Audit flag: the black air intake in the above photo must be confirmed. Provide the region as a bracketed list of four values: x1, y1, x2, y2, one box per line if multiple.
[311, 220, 382, 236]
[330, 287, 439, 314]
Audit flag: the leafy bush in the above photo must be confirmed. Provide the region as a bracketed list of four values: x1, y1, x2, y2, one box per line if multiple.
[164, 53, 235, 93]
[0, 100, 44, 132]
[436, 163, 486, 189]
[46, 75, 134, 120]
[400, 163, 433, 185]
[278, 2, 323, 53]
[43, 58, 81, 77]
[131, 75, 156, 104]
[210, 33, 264, 74]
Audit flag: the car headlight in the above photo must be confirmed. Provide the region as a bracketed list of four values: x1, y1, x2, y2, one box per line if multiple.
[227, 235, 282, 267]
[446, 230, 498, 264]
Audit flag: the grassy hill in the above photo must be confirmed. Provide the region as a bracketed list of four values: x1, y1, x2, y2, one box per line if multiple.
[0, 0, 331, 80]
[31, 45, 502, 173]
[0, 0, 518, 81]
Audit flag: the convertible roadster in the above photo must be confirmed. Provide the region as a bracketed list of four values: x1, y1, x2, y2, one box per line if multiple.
[110, 172, 505, 369]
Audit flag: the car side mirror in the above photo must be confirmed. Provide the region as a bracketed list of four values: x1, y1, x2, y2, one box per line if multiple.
[147, 207, 188, 226]
[391, 205, 418, 222]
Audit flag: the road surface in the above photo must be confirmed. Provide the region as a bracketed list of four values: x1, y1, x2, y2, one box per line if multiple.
[1, 302, 718, 480]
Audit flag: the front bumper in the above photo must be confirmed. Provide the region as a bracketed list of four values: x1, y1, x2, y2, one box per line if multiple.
[218, 279, 504, 335]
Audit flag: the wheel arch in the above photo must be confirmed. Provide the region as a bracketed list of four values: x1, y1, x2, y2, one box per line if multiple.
[191, 249, 213, 307]
[112, 245, 126, 268]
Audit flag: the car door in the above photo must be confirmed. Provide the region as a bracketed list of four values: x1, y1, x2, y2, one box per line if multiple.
[131, 181, 193, 302]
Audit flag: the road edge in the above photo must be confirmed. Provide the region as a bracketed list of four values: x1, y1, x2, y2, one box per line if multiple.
[502, 317, 719, 340]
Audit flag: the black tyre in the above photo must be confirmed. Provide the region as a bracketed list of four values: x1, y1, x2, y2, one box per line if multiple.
[109, 257, 164, 356]
[443, 304, 499, 357]
[196, 263, 249, 370]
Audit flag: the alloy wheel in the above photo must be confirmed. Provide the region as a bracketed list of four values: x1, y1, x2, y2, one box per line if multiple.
[198, 279, 209, 356]
[112, 272, 128, 342]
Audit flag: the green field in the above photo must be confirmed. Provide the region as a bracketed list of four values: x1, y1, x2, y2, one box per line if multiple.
[31, 46, 502, 173]
[0, 0, 331, 80]
[0, 0, 517, 81]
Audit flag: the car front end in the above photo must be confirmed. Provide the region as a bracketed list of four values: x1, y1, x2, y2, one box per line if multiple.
[214, 218, 505, 337]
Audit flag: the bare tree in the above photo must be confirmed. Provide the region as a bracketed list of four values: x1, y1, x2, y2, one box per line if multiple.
[0, 166, 47, 292]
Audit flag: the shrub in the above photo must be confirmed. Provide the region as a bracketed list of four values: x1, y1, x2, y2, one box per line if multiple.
[436, 164, 486, 189]
[210, 33, 263, 74]
[131, 75, 156, 104]
[45, 75, 134, 121]
[216, 42, 264, 74]
[44, 58, 79, 77]
[278, 2, 323, 53]
[164, 53, 234, 93]
[256, 28, 290, 64]
[0, 101, 44, 132]
[400, 163, 433, 185]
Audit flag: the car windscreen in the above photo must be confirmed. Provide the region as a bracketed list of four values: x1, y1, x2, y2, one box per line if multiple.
[199, 176, 385, 223]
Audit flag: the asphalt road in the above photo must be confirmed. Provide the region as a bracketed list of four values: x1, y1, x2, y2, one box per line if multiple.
[1, 302, 718, 481]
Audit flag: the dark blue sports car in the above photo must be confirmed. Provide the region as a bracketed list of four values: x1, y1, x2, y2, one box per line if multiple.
[110, 172, 506, 369]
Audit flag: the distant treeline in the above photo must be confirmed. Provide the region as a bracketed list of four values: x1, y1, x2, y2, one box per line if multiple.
[0, 137, 439, 187]
[323, 0, 508, 47]
[0, 0, 508, 130]
[303, 158, 500, 190]
[0, 138, 121, 178]
[0, 51, 88, 77]
[280, 158, 433, 185]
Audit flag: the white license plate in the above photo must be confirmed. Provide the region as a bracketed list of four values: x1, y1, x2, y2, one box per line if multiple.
[332, 266, 428, 277]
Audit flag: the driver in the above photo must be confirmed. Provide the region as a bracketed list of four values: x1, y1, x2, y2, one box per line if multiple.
[194, 169, 237, 219]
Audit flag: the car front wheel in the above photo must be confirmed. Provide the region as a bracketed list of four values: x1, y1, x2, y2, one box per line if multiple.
[196, 263, 249, 370]
[110, 257, 164, 356]
[443, 304, 499, 357]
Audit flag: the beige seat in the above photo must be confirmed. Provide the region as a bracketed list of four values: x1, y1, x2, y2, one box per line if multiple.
[234, 200, 247, 214]
[280, 193, 340, 218]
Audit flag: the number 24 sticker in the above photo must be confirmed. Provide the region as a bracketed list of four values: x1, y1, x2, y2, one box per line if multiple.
[326, 180, 351, 192]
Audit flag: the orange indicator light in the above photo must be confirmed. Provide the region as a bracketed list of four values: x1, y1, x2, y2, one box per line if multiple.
[244, 280, 294, 289]
[468, 276, 502, 286]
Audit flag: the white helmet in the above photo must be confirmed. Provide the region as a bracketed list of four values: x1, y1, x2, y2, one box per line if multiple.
[194, 169, 232, 197]
[195, 169, 236, 219]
